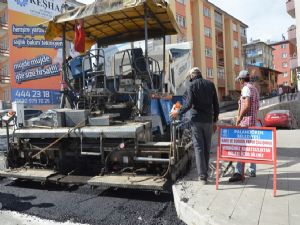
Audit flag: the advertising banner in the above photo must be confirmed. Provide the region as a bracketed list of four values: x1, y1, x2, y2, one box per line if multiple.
[8, 0, 65, 105]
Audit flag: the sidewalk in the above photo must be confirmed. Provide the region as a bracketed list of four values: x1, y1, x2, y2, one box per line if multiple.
[173, 130, 300, 225]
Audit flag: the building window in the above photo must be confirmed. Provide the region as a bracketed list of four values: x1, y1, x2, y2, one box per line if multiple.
[250, 59, 256, 64]
[206, 67, 213, 78]
[4, 90, 10, 101]
[204, 26, 212, 38]
[1, 39, 8, 50]
[1, 64, 8, 76]
[283, 72, 288, 77]
[217, 67, 225, 79]
[282, 53, 287, 58]
[203, 7, 211, 18]
[233, 40, 238, 49]
[215, 11, 222, 25]
[176, 0, 185, 4]
[205, 47, 213, 58]
[240, 26, 246, 36]
[234, 57, 239, 65]
[281, 44, 286, 49]
[257, 49, 263, 55]
[282, 62, 288, 68]
[284, 81, 288, 86]
[176, 14, 186, 28]
[0, 11, 8, 25]
[232, 23, 237, 32]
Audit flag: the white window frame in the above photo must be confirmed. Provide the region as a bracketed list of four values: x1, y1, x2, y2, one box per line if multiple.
[234, 57, 240, 65]
[217, 67, 225, 79]
[282, 53, 288, 58]
[176, 14, 186, 28]
[233, 40, 238, 49]
[240, 26, 246, 36]
[203, 7, 211, 18]
[232, 23, 237, 32]
[205, 47, 213, 58]
[282, 62, 288, 68]
[204, 26, 211, 38]
[206, 67, 213, 78]
[215, 12, 222, 24]
[281, 44, 286, 49]
[283, 72, 288, 77]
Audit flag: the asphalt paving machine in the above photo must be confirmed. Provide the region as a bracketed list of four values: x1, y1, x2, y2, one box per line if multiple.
[0, 0, 193, 191]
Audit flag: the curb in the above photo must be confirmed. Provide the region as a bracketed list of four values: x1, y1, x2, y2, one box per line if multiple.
[172, 185, 218, 225]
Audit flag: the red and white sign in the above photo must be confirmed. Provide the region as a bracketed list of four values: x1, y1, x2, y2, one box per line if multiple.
[216, 126, 277, 197]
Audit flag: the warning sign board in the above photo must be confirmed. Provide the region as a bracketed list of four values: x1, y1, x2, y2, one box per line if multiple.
[216, 126, 277, 197]
[219, 127, 274, 161]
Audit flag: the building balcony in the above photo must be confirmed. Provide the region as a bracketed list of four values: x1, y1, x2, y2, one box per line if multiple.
[217, 60, 224, 67]
[290, 56, 298, 69]
[0, 0, 7, 12]
[286, 0, 295, 18]
[241, 36, 247, 45]
[218, 78, 225, 87]
[0, 23, 8, 38]
[246, 50, 262, 58]
[215, 21, 223, 31]
[288, 25, 296, 45]
[0, 75, 10, 87]
[216, 41, 224, 49]
[217, 66, 225, 87]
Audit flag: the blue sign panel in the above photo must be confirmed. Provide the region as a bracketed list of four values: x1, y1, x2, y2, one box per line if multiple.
[12, 88, 61, 105]
[220, 127, 273, 140]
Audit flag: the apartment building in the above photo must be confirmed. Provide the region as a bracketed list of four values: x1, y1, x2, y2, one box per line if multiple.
[244, 40, 274, 69]
[286, 0, 300, 90]
[270, 40, 297, 87]
[169, 0, 248, 100]
[0, 0, 9, 103]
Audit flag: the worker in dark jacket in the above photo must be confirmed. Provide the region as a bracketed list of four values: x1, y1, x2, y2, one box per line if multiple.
[170, 67, 219, 184]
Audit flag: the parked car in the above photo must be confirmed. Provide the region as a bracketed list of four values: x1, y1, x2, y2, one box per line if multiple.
[264, 110, 298, 129]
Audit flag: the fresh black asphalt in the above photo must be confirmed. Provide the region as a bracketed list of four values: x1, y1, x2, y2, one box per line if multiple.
[0, 179, 185, 225]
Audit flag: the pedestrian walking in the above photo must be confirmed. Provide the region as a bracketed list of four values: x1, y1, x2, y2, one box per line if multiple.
[229, 70, 260, 182]
[170, 67, 219, 184]
[278, 86, 283, 102]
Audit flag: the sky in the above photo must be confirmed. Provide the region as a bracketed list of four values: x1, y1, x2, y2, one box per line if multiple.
[77, 0, 295, 43]
[209, 0, 295, 42]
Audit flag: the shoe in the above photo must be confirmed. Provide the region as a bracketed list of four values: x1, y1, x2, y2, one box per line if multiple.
[249, 172, 256, 177]
[229, 173, 242, 182]
[246, 169, 256, 177]
[198, 176, 207, 185]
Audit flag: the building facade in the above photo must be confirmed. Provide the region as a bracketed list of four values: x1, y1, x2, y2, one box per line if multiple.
[170, 0, 248, 101]
[270, 40, 297, 87]
[286, 0, 300, 90]
[247, 65, 279, 97]
[244, 40, 274, 69]
[0, 0, 9, 103]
